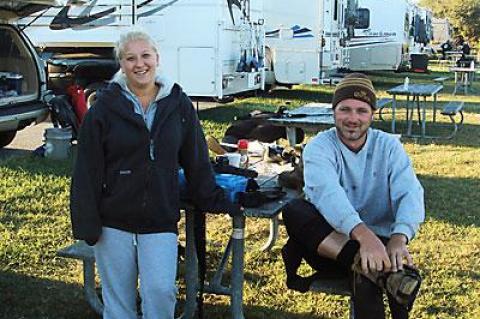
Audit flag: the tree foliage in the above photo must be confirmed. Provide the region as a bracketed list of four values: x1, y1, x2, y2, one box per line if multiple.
[420, 0, 480, 43]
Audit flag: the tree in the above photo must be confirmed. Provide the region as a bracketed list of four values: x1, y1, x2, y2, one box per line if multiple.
[420, 0, 480, 44]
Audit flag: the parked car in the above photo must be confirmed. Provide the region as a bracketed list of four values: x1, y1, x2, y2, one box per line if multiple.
[0, 1, 63, 148]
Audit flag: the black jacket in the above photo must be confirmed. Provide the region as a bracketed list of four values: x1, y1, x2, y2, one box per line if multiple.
[70, 82, 240, 244]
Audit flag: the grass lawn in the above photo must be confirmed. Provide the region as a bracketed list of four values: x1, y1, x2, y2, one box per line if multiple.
[1, 69, 479, 318]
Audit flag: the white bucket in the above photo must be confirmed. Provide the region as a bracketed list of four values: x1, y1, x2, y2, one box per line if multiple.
[44, 127, 72, 160]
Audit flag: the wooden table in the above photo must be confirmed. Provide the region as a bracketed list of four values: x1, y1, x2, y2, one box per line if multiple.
[387, 83, 443, 138]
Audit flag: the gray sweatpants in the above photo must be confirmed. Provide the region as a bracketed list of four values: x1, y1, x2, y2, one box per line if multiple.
[94, 227, 178, 319]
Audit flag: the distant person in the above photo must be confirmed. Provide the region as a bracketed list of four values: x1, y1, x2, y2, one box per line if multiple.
[281, 73, 424, 319]
[70, 28, 241, 319]
[454, 35, 465, 50]
[457, 40, 473, 67]
[440, 39, 453, 60]
[461, 42, 471, 56]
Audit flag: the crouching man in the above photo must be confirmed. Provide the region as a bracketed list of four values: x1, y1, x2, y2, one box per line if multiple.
[282, 73, 425, 319]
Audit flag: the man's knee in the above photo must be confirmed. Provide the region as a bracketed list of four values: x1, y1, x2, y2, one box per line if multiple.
[283, 198, 320, 229]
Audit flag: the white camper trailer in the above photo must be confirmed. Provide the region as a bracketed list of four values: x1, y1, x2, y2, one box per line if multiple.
[343, 0, 410, 71]
[408, 4, 433, 54]
[432, 17, 452, 46]
[17, 0, 265, 100]
[262, 0, 347, 86]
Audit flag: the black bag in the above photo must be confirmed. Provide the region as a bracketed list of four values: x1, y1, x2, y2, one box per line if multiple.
[48, 95, 79, 139]
[223, 107, 305, 144]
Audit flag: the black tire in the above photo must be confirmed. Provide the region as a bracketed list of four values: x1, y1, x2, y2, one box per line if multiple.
[84, 82, 106, 109]
[0, 130, 17, 148]
[213, 95, 234, 104]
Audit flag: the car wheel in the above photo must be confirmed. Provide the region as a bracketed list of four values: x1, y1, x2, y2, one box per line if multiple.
[0, 130, 17, 148]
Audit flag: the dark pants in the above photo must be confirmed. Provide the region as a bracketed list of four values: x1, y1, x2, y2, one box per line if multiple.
[282, 198, 409, 319]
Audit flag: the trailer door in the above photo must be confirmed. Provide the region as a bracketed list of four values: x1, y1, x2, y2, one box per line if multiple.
[178, 47, 216, 96]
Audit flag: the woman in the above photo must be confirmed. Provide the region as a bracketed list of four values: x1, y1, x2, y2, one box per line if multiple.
[70, 29, 241, 319]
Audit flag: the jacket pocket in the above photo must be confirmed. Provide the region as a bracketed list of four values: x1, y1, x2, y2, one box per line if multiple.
[100, 167, 147, 223]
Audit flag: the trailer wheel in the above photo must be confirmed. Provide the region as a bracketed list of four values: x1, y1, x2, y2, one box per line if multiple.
[0, 130, 17, 148]
[213, 96, 234, 104]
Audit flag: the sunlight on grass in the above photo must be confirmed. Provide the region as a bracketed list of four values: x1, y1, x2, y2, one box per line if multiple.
[1, 70, 479, 318]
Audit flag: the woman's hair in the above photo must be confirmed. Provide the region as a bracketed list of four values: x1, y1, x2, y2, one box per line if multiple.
[114, 28, 159, 61]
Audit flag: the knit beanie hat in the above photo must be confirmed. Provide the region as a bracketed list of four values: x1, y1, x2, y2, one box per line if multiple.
[332, 73, 377, 109]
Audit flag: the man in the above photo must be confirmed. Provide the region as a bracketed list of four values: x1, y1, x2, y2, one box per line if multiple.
[282, 73, 425, 319]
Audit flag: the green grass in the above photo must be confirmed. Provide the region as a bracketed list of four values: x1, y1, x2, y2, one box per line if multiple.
[1, 69, 480, 318]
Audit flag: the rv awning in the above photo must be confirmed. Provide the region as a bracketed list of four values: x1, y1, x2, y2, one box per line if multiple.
[0, 0, 67, 20]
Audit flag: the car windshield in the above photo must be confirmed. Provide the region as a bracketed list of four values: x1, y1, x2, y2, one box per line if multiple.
[0, 25, 38, 100]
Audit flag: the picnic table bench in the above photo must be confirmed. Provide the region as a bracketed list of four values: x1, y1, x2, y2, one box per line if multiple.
[433, 76, 449, 86]
[376, 97, 393, 121]
[440, 101, 465, 139]
[56, 241, 102, 314]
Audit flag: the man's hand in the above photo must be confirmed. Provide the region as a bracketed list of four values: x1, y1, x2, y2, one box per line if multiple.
[386, 233, 413, 272]
[351, 223, 391, 274]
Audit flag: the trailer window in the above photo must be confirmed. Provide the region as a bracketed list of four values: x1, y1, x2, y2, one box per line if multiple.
[355, 8, 369, 29]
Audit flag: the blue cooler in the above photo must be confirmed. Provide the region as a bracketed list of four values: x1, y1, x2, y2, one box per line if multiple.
[178, 170, 248, 203]
[215, 174, 248, 203]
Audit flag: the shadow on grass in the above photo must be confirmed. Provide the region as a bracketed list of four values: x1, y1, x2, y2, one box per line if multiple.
[0, 149, 74, 178]
[201, 302, 343, 319]
[0, 148, 32, 160]
[419, 174, 480, 228]
[0, 269, 343, 319]
[0, 270, 99, 319]
[372, 118, 480, 148]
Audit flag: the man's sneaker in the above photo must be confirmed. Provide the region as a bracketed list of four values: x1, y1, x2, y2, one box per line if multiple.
[383, 265, 422, 310]
[351, 254, 422, 310]
[206, 135, 227, 155]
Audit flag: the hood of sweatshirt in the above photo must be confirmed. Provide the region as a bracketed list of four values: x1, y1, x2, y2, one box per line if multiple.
[94, 70, 185, 134]
[110, 69, 175, 101]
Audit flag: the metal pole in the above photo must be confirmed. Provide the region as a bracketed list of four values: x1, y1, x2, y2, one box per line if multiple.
[422, 96, 427, 137]
[181, 210, 198, 319]
[230, 214, 246, 319]
[391, 94, 397, 134]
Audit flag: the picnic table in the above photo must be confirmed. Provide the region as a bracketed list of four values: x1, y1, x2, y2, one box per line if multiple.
[386, 83, 443, 138]
[57, 160, 300, 319]
[450, 65, 476, 95]
[268, 102, 335, 145]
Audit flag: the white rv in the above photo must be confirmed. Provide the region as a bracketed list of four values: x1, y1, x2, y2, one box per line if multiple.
[262, 0, 348, 86]
[343, 0, 410, 71]
[408, 4, 433, 54]
[17, 0, 265, 100]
